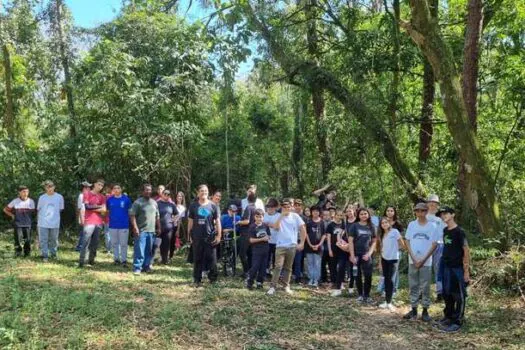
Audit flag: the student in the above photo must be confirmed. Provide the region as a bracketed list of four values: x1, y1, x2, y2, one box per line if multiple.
[106, 184, 132, 266]
[241, 184, 265, 212]
[157, 190, 178, 264]
[3, 186, 36, 257]
[246, 209, 271, 289]
[188, 184, 221, 285]
[238, 192, 258, 277]
[266, 198, 306, 296]
[37, 181, 64, 262]
[103, 184, 114, 254]
[75, 181, 91, 252]
[403, 202, 438, 322]
[305, 206, 326, 287]
[263, 198, 280, 274]
[303, 207, 311, 220]
[78, 179, 107, 267]
[329, 208, 347, 296]
[368, 204, 380, 227]
[130, 184, 161, 275]
[344, 206, 358, 294]
[348, 208, 377, 303]
[292, 198, 307, 283]
[169, 191, 186, 260]
[427, 194, 446, 301]
[377, 217, 405, 310]
[377, 205, 405, 295]
[221, 204, 241, 238]
[435, 207, 470, 333]
[320, 209, 332, 284]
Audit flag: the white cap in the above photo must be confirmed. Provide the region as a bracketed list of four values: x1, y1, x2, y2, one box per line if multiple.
[427, 194, 440, 203]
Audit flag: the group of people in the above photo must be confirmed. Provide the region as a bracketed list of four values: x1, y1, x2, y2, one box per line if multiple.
[2, 181, 470, 333]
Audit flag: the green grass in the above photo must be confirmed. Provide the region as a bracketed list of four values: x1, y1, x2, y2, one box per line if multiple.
[0, 232, 523, 349]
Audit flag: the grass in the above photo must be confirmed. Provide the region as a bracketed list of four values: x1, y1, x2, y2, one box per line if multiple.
[0, 232, 524, 349]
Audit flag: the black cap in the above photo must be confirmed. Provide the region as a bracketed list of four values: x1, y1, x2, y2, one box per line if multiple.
[436, 206, 455, 217]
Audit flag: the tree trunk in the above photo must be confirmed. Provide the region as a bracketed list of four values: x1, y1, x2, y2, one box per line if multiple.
[55, 0, 76, 138]
[292, 95, 306, 197]
[403, 0, 501, 239]
[243, 3, 426, 202]
[1, 43, 15, 139]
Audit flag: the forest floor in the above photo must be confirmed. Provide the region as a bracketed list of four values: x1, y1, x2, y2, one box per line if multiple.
[0, 232, 524, 350]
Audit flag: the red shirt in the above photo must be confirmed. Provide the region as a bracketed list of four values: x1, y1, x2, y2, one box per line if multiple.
[83, 191, 107, 225]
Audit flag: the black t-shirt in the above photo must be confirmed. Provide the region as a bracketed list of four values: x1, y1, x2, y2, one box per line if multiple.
[442, 226, 467, 268]
[188, 201, 219, 239]
[240, 204, 257, 236]
[158, 200, 178, 231]
[249, 223, 270, 253]
[348, 222, 376, 256]
[327, 221, 345, 254]
[305, 219, 325, 254]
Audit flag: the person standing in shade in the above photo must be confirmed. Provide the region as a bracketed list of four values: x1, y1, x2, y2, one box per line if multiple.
[266, 199, 306, 296]
[263, 198, 280, 276]
[188, 184, 221, 286]
[106, 184, 132, 266]
[305, 206, 326, 287]
[328, 208, 346, 296]
[403, 202, 438, 322]
[427, 194, 445, 301]
[79, 179, 107, 267]
[157, 190, 178, 264]
[238, 192, 257, 277]
[75, 181, 91, 252]
[37, 180, 64, 262]
[344, 205, 358, 294]
[292, 198, 307, 283]
[169, 191, 186, 260]
[130, 184, 161, 275]
[241, 184, 265, 212]
[435, 206, 470, 333]
[246, 209, 271, 290]
[3, 186, 36, 257]
[320, 208, 333, 284]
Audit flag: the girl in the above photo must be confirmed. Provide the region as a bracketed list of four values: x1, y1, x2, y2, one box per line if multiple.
[169, 191, 186, 260]
[157, 190, 178, 264]
[376, 217, 405, 310]
[344, 205, 357, 295]
[348, 208, 377, 303]
[377, 206, 404, 295]
[329, 208, 349, 297]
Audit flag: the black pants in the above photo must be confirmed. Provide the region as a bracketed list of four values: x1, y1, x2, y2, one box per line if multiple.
[381, 258, 398, 303]
[356, 254, 373, 298]
[248, 248, 269, 285]
[159, 228, 173, 264]
[238, 234, 251, 275]
[267, 243, 276, 270]
[14, 227, 31, 256]
[168, 225, 178, 259]
[442, 266, 467, 325]
[192, 236, 218, 283]
[336, 251, 349, 289]
[321, 248, 329, 282]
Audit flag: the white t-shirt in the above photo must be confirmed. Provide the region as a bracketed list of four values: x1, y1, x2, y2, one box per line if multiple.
[37, 193, 65, 229]
[263, 212, 280, 244]
[241, 197, 265, 212]
[427, 213, 445, 244]
[77, 193, 84, 210]
[405, 220, 438, 267]
[275, 212, 305, 248]
[381, 228, 402, 260]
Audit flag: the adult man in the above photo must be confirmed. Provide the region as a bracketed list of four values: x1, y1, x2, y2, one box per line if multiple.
[3, 186, 35, 257]
[130, 184, 160, 275]
[79, 179, 106, 267]
[107, 184, 132, 266]
[188, 184, 222, 285]
[427, 194, 446, 301]
[75, 181, 91, 251]
[241, 184, 265, 212]
[37, 180, 64, 262]
[266, 198, 306, 295]
[403, 202, 438, 322]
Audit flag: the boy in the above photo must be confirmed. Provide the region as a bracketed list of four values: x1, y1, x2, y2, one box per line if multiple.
[247, 209, 271, 289]
[3, 186, 35, 257]
[435, 207, 470, 333]
[305, 206, 326, 287]
[403, 202, 438, 322]
[37, 181, 64, 262]
[263, 198, 280, 275]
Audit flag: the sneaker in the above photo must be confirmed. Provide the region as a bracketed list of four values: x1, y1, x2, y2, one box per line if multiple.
[312, 282, 319, 288]
[256, 282, 263, 289]
[379, 302, 388, 309]
[331, 289, 342, 297]
[267, 287, 276, 296]
[356, 296, 364, 303]
[403, 308, 418, 320]
[348, 288, 354, 296]
[365, 297, 374, 304]
[284, 286, 294, 295]
[387, 303, 397, 311]
[421, 308, 431, 322]
[133, 270, 141, 275]
[441, 323, 461, 333]
[202, 271, 208, 279]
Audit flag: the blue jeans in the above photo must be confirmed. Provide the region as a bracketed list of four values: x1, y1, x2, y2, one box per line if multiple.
[104, 223, 111, 252]
[306, 253, 322, 284]
[433, 243, 444, 294]
[293, 249, 304, 280]
[133, 232, 154, 272]
[38, 227, 59, 258]
[75, 224, 83, 251]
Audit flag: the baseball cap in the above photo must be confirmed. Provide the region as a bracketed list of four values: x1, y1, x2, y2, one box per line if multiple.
[81, 181, 92, 187]
[228, 204, 238, 211]
[43, 180, 55, 188]
[436, 206, 455, 217]
[413, 202, 429, 211]
[427, 194, 440, 203]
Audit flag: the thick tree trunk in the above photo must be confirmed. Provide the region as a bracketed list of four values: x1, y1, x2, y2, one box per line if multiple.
[243, 3, 426, 202]
[292, 96, 306, 197]
[1, 43, 15, 139]
[403, 0, 501, 238]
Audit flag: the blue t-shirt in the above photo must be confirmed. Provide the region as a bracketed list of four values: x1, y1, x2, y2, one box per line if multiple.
[107, 195, 132, 229]
[221, 214, 241, 230]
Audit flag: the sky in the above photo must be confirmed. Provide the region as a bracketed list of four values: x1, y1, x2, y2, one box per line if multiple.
[66, 0, 254, 77]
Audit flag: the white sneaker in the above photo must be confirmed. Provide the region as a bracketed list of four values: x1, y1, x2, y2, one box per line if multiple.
[284, 286, 294, 295]
[331, 289, 342, 297]
[356, 296, 364, 302]
[379, 302, 388, 309]
[348, 288, 354, 295]
[266, 287, 276, 296]
[387, 303, 397, 311]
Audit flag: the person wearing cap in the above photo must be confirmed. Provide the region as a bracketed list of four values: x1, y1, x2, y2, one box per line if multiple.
[241, 184, 265, 212]
[106, 184, 133, 266]
[403, 202, 438, 322]
[75, 181, 92, 251]
[36, 181, 64, 262]
[435, 207, 470, 333]
[427, 194, 446, 301]
[221, 204, 241, 238]
[3, 186, 36, 257]
[79, 179, 107, 267]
